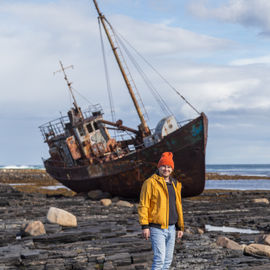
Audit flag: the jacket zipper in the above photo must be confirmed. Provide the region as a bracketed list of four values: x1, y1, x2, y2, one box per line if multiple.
[164, 179, 169, 229]
[156, 175, 170, 229]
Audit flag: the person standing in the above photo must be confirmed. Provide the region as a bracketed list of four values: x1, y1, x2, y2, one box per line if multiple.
[138, 152, 184, 270]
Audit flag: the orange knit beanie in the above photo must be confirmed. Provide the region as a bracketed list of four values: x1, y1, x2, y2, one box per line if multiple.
[157, 152, 174, 169]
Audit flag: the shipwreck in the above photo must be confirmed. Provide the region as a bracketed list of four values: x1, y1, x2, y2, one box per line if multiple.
[39, 0, 208, 198]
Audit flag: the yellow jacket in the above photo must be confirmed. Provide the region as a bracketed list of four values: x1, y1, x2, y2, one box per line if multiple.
[138, 173, 184, 231]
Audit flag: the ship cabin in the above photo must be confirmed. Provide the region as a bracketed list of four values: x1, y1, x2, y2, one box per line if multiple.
[40, 102, 181, 168]
[39, 104, 124, 167]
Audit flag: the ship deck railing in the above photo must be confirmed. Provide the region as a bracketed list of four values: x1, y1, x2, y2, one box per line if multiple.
[39, 105, 104, 140]
[39, 116, 69, 140]
[83, 104, 104, 118]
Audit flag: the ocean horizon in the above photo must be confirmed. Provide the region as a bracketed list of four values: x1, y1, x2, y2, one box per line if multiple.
[1, 164, 270, 176]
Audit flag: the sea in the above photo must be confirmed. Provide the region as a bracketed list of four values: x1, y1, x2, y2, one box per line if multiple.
[1, 164, 270, 190]
[0, 165, 44, 170]
[206, 164, 270, 178]
[205, 164, 270, 190]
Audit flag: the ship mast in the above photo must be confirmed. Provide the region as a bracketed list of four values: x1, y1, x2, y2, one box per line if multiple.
[54, 61, 83, 119]
[93, 0, 150, 137]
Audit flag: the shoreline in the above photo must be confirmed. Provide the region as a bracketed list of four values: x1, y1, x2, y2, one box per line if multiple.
[1, 168, 270, 197]
[1, 168, 270, 179]
[1, 169, 270, 269]
[206, 172, 270, 180]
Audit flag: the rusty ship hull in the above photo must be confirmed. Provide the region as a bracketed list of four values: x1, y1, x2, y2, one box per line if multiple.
[44, 113, 207, 198]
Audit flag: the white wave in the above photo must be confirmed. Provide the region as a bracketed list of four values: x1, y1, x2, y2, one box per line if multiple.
[0, 165, 44, 170]
[1, 165, 29, 169]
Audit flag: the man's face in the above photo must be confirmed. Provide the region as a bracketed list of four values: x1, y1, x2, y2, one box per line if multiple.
[158, 165, 173, 178]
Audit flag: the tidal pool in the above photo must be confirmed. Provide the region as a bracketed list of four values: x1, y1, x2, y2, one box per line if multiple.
[205, 224, 260, 234]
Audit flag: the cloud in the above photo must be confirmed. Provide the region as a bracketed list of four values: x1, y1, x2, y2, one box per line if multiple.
[0, 1, 102, 114]
[111, 15, 232, 55]
[156, 61, 270, 118]
[188, 0, 270, 36]
[0, 0, 234, 119]
[1, 0, 270, 164]
[230, 55, 270, 65]
[1, 0, 268, 120]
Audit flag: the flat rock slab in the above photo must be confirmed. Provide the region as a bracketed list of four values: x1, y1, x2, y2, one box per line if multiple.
[1, 182, 270, 269]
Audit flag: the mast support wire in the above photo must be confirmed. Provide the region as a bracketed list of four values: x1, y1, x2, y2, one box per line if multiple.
[115, 33, 174, 118]
[98, 18, 116, 124]
[103, 17, 150, 123]
[115, 32, 201, 115]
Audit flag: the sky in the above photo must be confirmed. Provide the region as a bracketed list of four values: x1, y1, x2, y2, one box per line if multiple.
[1, 0, 270, 165]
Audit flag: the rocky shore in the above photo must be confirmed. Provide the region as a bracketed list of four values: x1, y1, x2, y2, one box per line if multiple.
[0, 169, 74, 196]
[1, 169, 270, 269]
[1, 169, 269, 196]
[206, 172, 270, 180]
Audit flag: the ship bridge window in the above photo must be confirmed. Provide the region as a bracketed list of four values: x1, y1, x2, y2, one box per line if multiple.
[77, 126, 85, 136]
[93, 122, 99, 130]
[128, 145, 135, 151]
[86, 123, 93, 133]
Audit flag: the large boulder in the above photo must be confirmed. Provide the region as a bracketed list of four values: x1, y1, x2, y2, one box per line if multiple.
[253, 198, 269, 204]
[197, 228, 204, 235]
[47, 207, 77, 227]
[216, 236, 244, 251]
[116, 200, 133, 208]
[87, 190, 104, 200]
[100, 198, 112, 207]
[21, 220, 46, 236]
[88, 190, 111, 200]
[244, 244, 270, 257]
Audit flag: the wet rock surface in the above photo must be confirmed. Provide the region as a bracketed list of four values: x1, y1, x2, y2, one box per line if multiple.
[1, 172, 270, 269]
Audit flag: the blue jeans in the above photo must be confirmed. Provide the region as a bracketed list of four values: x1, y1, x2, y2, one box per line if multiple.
[150, 225, 176, 270]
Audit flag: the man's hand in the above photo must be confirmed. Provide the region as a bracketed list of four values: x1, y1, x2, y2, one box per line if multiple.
[142, 228, 150, 240]
[176, 230, 183, 242]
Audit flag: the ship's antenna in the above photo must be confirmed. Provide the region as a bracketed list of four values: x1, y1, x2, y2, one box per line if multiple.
[92, 0, 150, 137]
[54, 60, 80, 111]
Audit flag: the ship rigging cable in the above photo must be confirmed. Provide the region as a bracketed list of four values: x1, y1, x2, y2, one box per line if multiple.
[100, 16, 173, 119]
[115, 31, 201, 115]
[115, 32, 174, 118]
[100, 16, 150, 124]
[98, 18, 116, 124]
[71, 87, 94, 106]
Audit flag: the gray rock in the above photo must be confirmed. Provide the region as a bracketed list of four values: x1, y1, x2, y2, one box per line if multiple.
[87, 189, 105, 200]
[3, 174, 270, 270]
